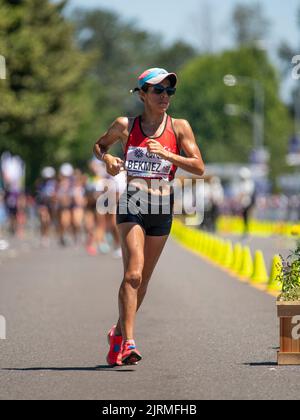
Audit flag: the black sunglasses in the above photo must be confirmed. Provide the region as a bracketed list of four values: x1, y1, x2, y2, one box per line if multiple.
[151, 84, 176, 96]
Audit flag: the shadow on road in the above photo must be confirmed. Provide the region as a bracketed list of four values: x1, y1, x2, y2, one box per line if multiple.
[242, 362, 277, 367]
[1, 365, 136, 372]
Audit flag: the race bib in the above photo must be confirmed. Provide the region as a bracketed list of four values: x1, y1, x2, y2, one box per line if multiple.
[125, 146, 172, 178]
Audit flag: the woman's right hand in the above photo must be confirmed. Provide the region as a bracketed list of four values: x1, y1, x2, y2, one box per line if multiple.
[104, 155, 125, 176]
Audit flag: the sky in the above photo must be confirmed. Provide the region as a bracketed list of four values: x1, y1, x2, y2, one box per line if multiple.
[66, 0, 299, 101]
[67, 0, 299, 52]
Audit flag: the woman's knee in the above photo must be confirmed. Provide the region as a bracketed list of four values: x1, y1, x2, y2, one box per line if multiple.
[123, 270, 143, 289]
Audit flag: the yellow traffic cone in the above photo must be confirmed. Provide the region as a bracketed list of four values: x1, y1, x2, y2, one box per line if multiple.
[203, 235, 209, 256]
[267, 254, 283, 292]
[192, 231, 199, 250]
[192, 230, 198, 250]
[203, 234, 210, 257]
[223, 241, 234, 269]
[216, 239, 226, 264]
[207, 235, 213, 258]
[291, 224, 300, 236]
[195, 231, 201, 249]
[206, 235, 213, 257]
[186, 230, 192, 248]
[199, 232, 205, 254]
[230, 243, 242, 274]
[200, 233, 206, 255]
[183, 229, 188, 246]
[251, 250, 268, 284]
[191, 231, 197, 249]
[239, 246, 254, 280]
[231, 243, 243, 274]
[198, 231, 204, 252]
[212, 238, 219, 262]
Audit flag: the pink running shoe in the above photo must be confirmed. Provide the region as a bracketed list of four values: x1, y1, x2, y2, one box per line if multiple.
[106, 326, 123, 366]
[86, 245, 97, 256]
[119, 340, 142, 365]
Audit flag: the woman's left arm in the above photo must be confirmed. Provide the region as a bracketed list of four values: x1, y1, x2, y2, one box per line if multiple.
[146, 119, 205, 176]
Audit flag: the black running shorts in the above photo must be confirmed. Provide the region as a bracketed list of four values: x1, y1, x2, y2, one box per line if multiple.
[116, 187, 174, 237]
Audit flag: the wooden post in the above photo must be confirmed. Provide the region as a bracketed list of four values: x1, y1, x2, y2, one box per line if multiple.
[277, 301, 300, 365]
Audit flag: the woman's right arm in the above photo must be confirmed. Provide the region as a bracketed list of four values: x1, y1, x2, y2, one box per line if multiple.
[93, 117, 128, 176]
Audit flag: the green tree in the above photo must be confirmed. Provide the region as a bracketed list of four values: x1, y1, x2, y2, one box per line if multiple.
[150, 41, 196, 74]
[0, 0, 89, 184]
[172, 47, 291, 183]
[232, 2, 270, 47]
[72, 8, 196, 116]
[73, 9, 158, 116]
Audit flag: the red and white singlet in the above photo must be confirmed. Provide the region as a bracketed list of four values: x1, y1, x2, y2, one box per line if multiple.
[124, 115, 180, 182]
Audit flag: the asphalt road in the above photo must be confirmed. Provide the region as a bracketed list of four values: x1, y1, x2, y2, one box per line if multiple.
[0, 233, 300, 400]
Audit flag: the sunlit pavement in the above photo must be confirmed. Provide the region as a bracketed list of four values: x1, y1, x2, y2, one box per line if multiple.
[0, 234, 300, 400]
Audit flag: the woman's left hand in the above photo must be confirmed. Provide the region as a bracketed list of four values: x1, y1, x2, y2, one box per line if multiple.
[146, 140, 169, 159]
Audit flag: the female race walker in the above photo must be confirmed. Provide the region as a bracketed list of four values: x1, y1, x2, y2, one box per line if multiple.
[94, 68, 205, 366]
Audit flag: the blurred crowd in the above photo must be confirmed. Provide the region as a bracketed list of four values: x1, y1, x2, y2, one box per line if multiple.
[1, 154, 300, 250]
[0, 154, 126, 258]
[201, 167, 300, 233]
[220, 192, 300, 222]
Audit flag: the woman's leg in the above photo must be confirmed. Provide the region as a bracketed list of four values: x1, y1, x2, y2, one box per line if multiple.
[137, 234, 169, 311]
[117, 223, 145, 340]
[95, 213, 106, 245]
[115, 234, 169, 334]
[106, 213, 121, 248]
[38, 206, 51, 239]
[84, 209, 95, 246]
[71, 207, 84, 244]
[58, 209, 71, 245]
